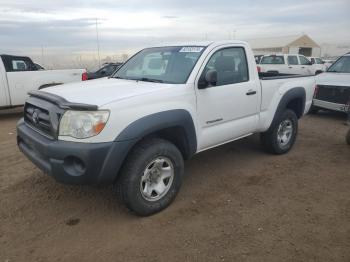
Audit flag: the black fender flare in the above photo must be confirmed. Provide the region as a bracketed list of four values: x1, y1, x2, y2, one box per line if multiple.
[97, 110, 197, 183]
[115, 109, 197, 156]
[269, 87, 306, 129]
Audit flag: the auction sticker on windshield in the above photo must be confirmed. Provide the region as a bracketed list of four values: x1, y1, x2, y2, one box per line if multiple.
[179, 47, 204, 53]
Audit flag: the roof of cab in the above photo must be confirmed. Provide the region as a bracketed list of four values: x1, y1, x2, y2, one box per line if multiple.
[142, 40, 250, 49]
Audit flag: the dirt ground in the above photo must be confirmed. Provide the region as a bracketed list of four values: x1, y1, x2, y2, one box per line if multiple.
[0, 108, 349, 262]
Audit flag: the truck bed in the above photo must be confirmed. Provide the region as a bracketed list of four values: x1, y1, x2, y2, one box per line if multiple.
[258, 73, 316, 131]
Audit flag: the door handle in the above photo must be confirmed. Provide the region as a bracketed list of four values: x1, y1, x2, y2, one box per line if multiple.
[288, 66, 293, 68]
[246, 90, 257, 96]
[301, 66, 305, 68]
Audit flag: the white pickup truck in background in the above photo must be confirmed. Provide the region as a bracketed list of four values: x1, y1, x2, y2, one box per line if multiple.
[0, 54, 87, 109]
[17, 41, 315, 215]
[308, 57, 327, 73]
[258, 54, 323, 75]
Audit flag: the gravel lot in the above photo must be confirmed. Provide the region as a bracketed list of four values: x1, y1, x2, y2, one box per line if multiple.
[0, 108, 349, 262]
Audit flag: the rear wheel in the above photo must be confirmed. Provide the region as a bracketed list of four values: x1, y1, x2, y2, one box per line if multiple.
[116, 138, 184, 216]
[261, 109, 298, 154]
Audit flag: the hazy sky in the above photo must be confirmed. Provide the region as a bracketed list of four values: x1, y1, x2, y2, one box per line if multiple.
[1, 0, 349, 60]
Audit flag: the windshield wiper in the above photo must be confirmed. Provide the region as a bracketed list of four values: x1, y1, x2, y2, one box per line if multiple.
[136, 77, 164, 83]
[112, 76, 164, 83]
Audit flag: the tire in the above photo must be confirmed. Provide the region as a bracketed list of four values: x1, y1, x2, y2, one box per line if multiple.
[260, 109, 298, 154]
[346, 129, 350, 145]
[116, 138, 184, 216]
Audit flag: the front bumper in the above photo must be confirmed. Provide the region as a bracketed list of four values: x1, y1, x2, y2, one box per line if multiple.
[313, 99, 349, 112]
[17, 118, 134, 185]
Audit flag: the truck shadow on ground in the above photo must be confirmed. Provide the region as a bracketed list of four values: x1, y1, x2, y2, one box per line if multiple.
[310, 110, 348, 122]
[0, 107, 23, 119]
[7, 134, 264, 221]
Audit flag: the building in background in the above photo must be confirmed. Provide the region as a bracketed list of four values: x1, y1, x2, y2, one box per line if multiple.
[248, 34, 321, 57]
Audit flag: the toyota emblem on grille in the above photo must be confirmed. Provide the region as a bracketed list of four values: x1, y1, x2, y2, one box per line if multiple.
[32, 110, 39, 124]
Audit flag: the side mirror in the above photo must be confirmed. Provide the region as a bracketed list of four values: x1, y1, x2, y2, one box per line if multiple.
[198, 70, 217, 89]
[100, 70, 106, 76]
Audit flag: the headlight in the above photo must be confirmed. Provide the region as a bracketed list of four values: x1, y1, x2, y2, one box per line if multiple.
[59, 110, 110, 139]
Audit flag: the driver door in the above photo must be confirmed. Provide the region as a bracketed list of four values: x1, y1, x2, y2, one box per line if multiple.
[195, 45, 260, 151]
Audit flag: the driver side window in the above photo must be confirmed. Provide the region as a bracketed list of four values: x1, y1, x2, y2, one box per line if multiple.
[200, 47, 249, 87]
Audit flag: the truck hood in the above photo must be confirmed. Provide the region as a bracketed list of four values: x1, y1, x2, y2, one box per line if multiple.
[316, 72, 350, 86]
[44, 78, 174, 107]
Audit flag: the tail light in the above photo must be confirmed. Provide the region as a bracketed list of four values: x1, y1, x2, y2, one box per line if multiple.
[257, 66, 261, 73]
[313, 85, 319, 98]
[82, 72, 88, 81]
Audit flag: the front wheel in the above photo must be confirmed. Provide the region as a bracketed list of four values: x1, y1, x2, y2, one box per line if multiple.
[116, 138, 184, 216]
[261, 109, 298, 154]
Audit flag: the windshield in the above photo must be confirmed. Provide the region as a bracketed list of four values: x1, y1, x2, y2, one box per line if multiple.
[260, 55, 285, 64]
[112, 46, 205, 84]
[327, 56, 350, 73]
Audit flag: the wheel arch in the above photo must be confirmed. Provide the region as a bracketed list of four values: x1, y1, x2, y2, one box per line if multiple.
[97, 110, 197, 184]
[269, 87, 306, 130]
[115, 109, 197, 160]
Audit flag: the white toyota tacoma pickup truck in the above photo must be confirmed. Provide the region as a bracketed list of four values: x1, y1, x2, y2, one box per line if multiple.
[17, 41, 315, 215]
[0, 54, 87, 109]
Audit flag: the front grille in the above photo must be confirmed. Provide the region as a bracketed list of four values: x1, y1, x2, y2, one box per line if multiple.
[24, 102, 55, 138]
[316, 85, 350, 104]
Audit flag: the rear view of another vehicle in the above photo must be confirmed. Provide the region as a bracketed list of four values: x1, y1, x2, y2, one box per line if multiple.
[312, 53, 350, 113]
[87, 63, 122, 80]
[258, 55, 287, 74]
